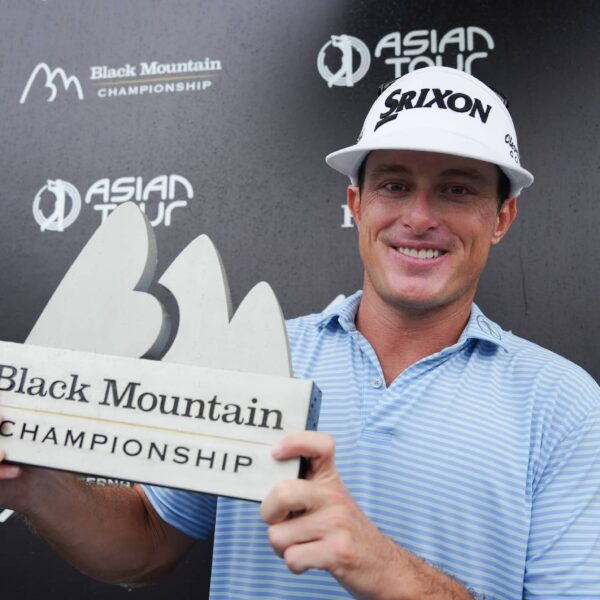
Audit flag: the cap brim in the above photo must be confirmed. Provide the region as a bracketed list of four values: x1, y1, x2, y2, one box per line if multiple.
[326, 127, 534, 197]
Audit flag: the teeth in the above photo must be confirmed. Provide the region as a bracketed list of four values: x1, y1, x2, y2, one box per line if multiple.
[396, 247, 442, 259]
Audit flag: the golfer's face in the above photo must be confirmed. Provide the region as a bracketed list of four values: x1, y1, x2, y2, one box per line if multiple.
[349, 149, 513, 313]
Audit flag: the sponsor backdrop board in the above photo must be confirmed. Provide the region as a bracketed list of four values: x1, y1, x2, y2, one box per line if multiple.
[0, 1, 599, 597]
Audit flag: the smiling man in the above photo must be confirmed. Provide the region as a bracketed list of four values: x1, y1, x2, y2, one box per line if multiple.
[1, 67, 599, 599]
[144, 67, 600, 598]
[254, 67, 599, 598]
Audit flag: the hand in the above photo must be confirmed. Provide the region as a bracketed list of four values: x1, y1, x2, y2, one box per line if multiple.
[0, 417, 28, 512]
[261, 431, 403, 599]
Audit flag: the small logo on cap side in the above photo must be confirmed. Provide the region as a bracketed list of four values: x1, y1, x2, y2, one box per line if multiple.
[375, 87, 492, 131]
[504, 134, 520, 164]
[317, 35, 371, 88]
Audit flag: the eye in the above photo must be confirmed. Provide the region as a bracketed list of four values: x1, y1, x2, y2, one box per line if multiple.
[446, 185, 471, 195]
[382, 181, 408, 193]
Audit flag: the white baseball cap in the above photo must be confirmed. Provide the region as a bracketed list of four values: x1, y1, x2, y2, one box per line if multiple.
[326, 66, 533, 197]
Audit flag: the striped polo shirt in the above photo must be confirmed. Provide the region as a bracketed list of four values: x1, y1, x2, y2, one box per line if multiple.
[143, 292, 600, 599]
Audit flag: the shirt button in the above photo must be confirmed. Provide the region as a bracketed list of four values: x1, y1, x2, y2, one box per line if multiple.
[372, 377, 383, 388]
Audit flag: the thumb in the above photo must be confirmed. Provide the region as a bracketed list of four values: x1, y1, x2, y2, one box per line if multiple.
[271, 431, 337, 480]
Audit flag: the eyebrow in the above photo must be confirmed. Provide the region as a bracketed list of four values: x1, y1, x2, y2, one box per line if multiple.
[367, 164, 486, 182]
[439, 168, 486, 182]
[367, 164, 411, 179]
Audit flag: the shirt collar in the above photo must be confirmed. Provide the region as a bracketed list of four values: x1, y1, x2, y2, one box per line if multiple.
[317, 290, 362, 332]
[317, 291, 510, 353]
[457, 303, 510, 353]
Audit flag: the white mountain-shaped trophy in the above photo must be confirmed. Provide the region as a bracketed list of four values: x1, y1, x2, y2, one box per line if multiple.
[0, 203, 321, 508]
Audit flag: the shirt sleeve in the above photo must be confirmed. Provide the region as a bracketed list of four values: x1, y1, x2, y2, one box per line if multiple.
[524, 401, 600, 598]
[141, 484, 217, 540]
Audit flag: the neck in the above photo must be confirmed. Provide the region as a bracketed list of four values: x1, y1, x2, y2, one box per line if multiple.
[355, 284, 474, 386]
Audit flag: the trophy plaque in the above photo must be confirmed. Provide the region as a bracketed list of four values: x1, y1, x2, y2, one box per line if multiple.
[0, 203, 321, 504]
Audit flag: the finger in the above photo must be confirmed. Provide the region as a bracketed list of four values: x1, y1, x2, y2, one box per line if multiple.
[267, 509, 329, 556]
[0, 464, 21, 479]
[272, 431, 336, 477]
[283, 539, 335, 575]
[261, 478, 329, 524]
[0, 449, 21, 479]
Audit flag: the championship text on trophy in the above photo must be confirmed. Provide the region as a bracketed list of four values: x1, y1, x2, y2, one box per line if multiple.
[0, 203, 321, 502]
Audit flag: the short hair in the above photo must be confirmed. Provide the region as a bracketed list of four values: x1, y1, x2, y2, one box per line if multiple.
[357, 157, 512, 210]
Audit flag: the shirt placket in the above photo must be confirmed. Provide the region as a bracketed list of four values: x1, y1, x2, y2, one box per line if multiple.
[350, 330, 388, 429]
[351, 329, 465, 435]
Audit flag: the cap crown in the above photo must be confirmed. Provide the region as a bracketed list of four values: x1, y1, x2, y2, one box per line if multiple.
[326, 66, 533, 197]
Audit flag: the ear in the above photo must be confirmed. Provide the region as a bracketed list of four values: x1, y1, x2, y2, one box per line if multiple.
[347, 185, 361, 228]
[491, 197, 518, 245]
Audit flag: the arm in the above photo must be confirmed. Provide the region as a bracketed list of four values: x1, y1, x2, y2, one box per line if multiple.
[524, 404, 600, 597]
[261, 432, 474, 600]
[0, 448, 194, 585]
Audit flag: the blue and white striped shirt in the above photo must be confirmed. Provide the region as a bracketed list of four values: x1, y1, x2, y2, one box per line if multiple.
[144, 291, 600, 599]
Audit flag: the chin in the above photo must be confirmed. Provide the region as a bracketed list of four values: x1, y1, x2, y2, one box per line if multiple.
[382, 289, 446, 313]
[378, 277, 465, 312]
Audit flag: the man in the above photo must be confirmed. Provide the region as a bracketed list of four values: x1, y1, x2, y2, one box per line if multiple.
[1, 66, 599, 598]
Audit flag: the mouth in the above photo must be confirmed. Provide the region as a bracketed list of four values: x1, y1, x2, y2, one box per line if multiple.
[394, 246, 447, 260]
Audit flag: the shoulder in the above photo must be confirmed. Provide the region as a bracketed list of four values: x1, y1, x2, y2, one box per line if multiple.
[499, 329, 600, 430]
[284, 292, 358, 350]
[473, 305, 599, 407]
[285, 311, 324, 342]
[284, 312, 328, 365]
[503, 329, 597, 391]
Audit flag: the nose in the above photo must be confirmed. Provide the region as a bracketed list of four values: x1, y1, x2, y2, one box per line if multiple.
[401, 189, 439, 235]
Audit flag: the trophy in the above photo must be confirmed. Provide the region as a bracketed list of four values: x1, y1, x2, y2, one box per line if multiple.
[0, 203, 320, 508]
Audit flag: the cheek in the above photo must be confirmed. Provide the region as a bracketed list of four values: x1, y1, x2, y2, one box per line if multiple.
[458, 205, 499, 244]
[462, 224, 497, 267]
[361, 194, 404, 230]
[356, 202, 390, 240]
[447, 213, 498, 266]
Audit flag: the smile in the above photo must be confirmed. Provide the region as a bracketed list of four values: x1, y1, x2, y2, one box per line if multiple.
[395, 247, 445, 259]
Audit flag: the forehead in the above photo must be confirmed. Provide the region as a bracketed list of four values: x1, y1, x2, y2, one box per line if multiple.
[363, 150, 498, 181]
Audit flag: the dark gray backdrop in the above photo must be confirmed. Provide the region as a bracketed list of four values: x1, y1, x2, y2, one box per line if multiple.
[0, 1, 599, 597]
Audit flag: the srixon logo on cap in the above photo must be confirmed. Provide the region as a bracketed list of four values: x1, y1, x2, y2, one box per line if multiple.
[375, 88, 492, 131]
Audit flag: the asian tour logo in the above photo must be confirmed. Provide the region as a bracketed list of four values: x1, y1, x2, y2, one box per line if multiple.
[33, 179, 82, 232]
[32, 174, 195, 232]
[319, 27, 495, 89]
[317, 35, 371, 87]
